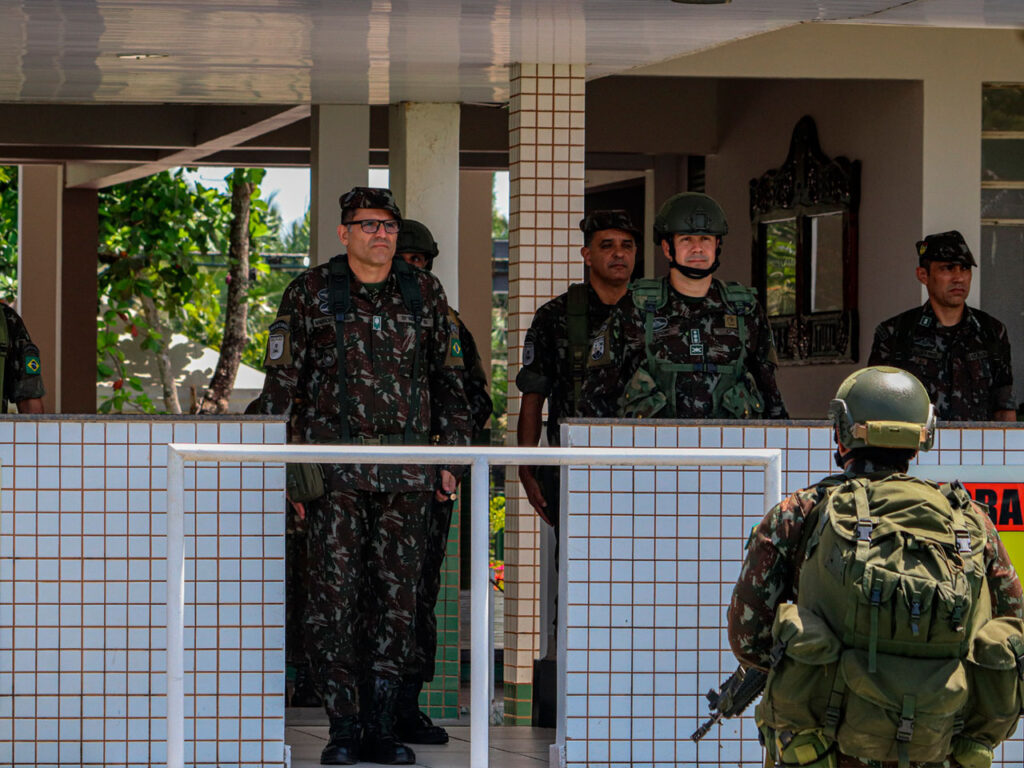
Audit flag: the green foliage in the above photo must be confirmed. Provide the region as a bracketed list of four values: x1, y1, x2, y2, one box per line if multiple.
[490, 292, 508, 444]
[764, 219, 797, 317]
[492, 173, 509, 239]
[98, 168, 232, 412]
[983, 85, 1024, 132]
[489, 494, 505, 534]
[0, 167, 17, 300]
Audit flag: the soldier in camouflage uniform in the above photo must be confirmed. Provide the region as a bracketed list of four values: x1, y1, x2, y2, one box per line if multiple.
[869, 230, 1015, 421]
[583, 193, 786, 420]
[516, 210, 640, 526]
[729, 366, 1023, 768]
[254, 187, 472, 766]
[393, 219, 492, 745]
[0, 304, 45, 413]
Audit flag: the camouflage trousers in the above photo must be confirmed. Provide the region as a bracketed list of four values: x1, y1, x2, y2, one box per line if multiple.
[304, 481, 430, 717]
[407, 497, 455, 682]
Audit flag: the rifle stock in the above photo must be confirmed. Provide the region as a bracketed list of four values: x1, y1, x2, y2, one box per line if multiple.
[690, 665, 767, 742]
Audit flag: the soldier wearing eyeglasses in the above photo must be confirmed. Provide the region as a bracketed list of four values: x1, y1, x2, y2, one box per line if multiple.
[255, 186, 472, 765]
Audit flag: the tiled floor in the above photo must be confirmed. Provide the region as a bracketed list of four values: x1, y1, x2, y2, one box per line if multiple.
[286, 708, 554, 767]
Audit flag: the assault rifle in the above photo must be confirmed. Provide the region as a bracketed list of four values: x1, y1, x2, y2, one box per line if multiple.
[690, 665, 767, 742]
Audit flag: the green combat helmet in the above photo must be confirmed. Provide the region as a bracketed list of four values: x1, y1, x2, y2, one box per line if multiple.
[828, 365, 936, 451]
[396, 219, 439, 258]
[653, 192, 728, 278]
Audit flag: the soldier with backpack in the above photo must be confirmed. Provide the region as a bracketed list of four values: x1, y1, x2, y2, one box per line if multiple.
[587, 192, 787, 420]
[729, 366, 1024, 768]
[254, 187, 472, 765]
[515, 209, 639, 527]
[0, 303, 44, 413]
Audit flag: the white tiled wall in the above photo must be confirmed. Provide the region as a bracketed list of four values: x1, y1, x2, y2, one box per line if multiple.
[0, 417, 287, 768]
[560, 420, 1024, 768]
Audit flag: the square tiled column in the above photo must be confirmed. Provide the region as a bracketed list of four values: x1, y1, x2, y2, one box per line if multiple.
[505, 62, 585, 725]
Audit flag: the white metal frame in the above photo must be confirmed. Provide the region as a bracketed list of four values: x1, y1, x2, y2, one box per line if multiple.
[165, 443, 782, 768]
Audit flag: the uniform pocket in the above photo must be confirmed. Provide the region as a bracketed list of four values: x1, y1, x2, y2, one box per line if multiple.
[963, 616, 1024, 749]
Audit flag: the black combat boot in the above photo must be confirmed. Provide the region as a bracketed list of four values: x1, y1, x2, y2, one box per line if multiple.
[320, 715, 359, 765]
[394, 678, 449, 745]
[362, 676, 416, 765]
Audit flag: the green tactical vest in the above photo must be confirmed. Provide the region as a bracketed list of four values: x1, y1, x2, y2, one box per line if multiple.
[756, 475, 1024, 768]
[619, 277, 764, 419]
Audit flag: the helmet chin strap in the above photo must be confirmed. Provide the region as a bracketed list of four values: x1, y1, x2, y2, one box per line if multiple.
[670, 257, 720, 280]
[667, 238, 722, 280]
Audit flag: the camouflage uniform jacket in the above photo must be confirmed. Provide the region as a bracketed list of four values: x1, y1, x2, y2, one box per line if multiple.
[1, 304, 44, 410]
[587, 277, 787, 419]
[728, 461, 1024, 672]
[255, 255, 472, 491]
[869, 302, 1014, 421]
[515, 283, 626, 447]
[450, 307, 493, 440]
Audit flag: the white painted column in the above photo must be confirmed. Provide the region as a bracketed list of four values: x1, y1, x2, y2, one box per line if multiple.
[17, 164, 63, 413]
[388, 102, 461, 306]
[921, 76, 983, 301]
[505, 62, 586, 724]
[310, 105, 370, 266]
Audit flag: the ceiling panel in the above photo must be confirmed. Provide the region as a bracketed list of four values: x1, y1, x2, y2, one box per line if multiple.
[0, 0, 1019, 105]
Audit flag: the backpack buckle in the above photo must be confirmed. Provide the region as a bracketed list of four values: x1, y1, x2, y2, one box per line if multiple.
[955, 529, 972, 554]
[856, 519, 873, 542]
[896, 715, 915, 742]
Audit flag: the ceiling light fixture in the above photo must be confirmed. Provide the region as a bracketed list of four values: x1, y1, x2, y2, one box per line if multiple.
[116, 52, 168, 61]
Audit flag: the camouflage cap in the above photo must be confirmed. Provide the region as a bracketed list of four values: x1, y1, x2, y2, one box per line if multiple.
[916, 230, 976, 268]
[579, 210, 641, 243]
[339, 186, 402, 222]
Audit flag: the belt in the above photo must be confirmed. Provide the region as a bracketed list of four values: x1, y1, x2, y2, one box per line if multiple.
[836, 756, 959, 768]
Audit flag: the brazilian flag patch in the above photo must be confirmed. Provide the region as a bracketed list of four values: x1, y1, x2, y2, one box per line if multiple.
[450, 337, 463, 359]
[25, 354, 41, 375]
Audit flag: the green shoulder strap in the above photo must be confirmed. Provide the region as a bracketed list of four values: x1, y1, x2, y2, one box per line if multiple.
[392, 258, 426, 444]
[0, 307, 8, 408]
[630, 278, 669, 374]
[328, 255, 353, 442]
[718, 279, 756, 360]
[566, 282, 589, 415]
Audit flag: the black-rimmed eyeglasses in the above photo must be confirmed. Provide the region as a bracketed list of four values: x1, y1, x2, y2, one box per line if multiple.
[347, 219, 400, 235]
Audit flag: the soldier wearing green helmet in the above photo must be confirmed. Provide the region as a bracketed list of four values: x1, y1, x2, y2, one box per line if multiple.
[729, 366, 1024, 768]
[582, 192, 787, 420]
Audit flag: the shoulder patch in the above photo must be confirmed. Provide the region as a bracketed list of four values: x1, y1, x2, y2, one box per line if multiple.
[523, 340, 535, 367]
[24, 344, 41, 375]
[264, 315, 292, 367]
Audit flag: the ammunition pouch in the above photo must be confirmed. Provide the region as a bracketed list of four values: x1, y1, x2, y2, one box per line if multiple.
[719, 371, 766, 419]
[618, 366, 671, 419]
[286, 462, 326, 503]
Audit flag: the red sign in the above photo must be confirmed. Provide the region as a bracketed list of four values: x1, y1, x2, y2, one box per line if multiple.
[962, 483, 1024, 531]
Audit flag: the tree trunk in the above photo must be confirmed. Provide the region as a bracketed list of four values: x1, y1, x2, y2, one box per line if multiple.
[140, 292, 182, 414]
[196, 176, 253, 414]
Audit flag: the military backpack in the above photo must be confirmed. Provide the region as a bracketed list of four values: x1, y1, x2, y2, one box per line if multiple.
[756, 475, 1024, 768]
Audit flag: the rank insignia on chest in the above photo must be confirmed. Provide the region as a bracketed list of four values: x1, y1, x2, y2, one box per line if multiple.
[590, 336, 605, 360]
[689, 344, 704, 357]
[689, 329, 701, 345]
[372, 315, 382, 331]
[725, 314, 738, 329]
[919, 315, 933, 328]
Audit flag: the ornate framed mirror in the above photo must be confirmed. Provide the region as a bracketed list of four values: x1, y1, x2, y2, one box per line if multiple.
[750, 116, 861, 364]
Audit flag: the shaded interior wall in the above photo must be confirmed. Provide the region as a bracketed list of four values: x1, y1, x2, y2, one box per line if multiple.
[708, 78, 924, 418]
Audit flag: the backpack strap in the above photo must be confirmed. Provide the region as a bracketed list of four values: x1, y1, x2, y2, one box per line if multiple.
[566, 282, 589, 416]
[630, 278, 669, 375]
[328, 256, 353, 443]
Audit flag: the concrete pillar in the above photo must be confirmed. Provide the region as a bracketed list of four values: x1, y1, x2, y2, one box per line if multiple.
[61, 188, 98, 413]
[310, 105, 370, 266]
[17, 164, 62, 413]
[457, 169, 494, 381]
[388, 102, 461, 306]
[505, 62, 586, 725]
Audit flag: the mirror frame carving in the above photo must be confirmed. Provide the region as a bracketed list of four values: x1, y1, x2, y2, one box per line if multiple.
[750, 115, 861, 365]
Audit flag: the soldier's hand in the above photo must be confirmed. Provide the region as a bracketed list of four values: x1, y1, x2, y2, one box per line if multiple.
[435, 469, 458, 503]
[518, 466, 553, 526]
